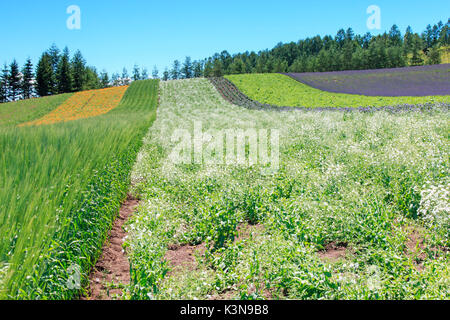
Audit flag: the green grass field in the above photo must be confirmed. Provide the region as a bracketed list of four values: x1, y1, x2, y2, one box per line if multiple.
[0, 80, 159, 299]
[225, 74, 450, 108]
[126, 78, 449, 300]
[0, 93, 73, 126]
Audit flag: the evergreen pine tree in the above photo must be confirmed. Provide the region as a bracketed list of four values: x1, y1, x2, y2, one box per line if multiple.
[132, 64, 141, 81]
[36, 53, 53, 97]
[85, 67, 101, 89]
[100, 70, 110, 88]
[427, 46, 441, 64]
[111, 73, 120, 86]
[171, 60, 181, 80]
[229, 58, 246, 74]
[71, 50, 86, 91]
[152, 66, 159, 79]
[342, 41, 355, 70]
[57, 47, 73, 93]
[122, 68, 130, 85]
[0, 64, 9, 103]
[203, 60, 213, 77]
[162, 68, 169, 81]
[403, 26, 414, 55]
[410, 35, 424, 66]
[22, 58, 34, 99]
[388, 24, 402, 47]
[212, 59, 224, 77]
[141, 68, 149, 80]
[193, 61, 203, 78]
[8, 60, 22, 101]
[182, 57, 193, 79]
[47, 44, 60, 94]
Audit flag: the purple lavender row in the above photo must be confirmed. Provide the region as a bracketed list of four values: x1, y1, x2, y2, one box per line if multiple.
[283, 64, 450, 97]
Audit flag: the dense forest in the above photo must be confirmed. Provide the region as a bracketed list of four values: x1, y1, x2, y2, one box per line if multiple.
[1, 19, 448, 102]
[179, 19, 450, 79]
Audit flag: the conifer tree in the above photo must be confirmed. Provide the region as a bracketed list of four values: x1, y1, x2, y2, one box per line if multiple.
[100, 70, 110, 88]
[36, 53, 54, 97]
[22, 58, 34, 99]
[193, 61, 203, 78]
[427, 46, 441, 64]
[403, 26, 414, 55]
[152, 66, 159, 79]
[171, 60, 181, 80]
[182, 57, 193, 79]
[71, 50, 86, 91]
[57, 47, 73, 93]
[111, 73, 120, 86]
[8, 59, 22, 101]
[122, 68, 130, 85]
[47, 44, 60, 94]
[0, 64, 9, 103]
[388, 24, 402, 47]
[212, 59, 224, 77]
[410, 35, 424, 66]
[162, 68, 169, 81]
[133, 64, 141, 81]
[141, 68, 149, 80]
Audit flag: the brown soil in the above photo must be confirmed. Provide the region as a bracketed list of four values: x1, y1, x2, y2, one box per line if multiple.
[83, 194, 139, 300]
[405, 230, 428, 271]
[165, 243, 207, 276]
[164, 223, 265, 276]
[318, 242, 348, 261]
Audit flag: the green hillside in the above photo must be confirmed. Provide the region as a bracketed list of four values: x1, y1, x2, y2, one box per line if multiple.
[225, 74, 450, 108]
[0, 93, 73, 126]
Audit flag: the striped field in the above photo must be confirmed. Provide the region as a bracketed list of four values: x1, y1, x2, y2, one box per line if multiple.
[21, 86, 128, 126]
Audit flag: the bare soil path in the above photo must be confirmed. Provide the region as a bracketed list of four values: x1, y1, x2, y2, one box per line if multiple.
[84, 194, 139, 300]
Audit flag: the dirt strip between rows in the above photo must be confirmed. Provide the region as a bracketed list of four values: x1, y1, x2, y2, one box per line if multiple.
[84, 195, 139, 300]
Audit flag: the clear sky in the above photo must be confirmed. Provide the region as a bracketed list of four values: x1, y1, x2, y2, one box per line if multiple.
[1, 0, 449, 75]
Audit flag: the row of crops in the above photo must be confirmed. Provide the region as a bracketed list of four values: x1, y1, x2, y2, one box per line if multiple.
[284, 64, 450, 97]
[210, 77, 449, 113]
[225, 73, 450, 108]
[125, 78, 449, 299]
[0, 71, 449, 300]
[0, 80, 159, 299]
[22, 86, 129, 126]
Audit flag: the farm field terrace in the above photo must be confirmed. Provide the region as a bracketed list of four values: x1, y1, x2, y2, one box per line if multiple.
[0, 80, 159, 299]
[126, 78, 449, 300]
[284, 64, 450, 97]
[225, 73, 450, 108]
[22, 86, 129, 126]
[0, 93, 73, 126]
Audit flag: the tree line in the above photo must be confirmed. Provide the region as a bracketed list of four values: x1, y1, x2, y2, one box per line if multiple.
[1, 20, 449, 103]
[163, 19, 449, 80]
[0, 44, 152, 103]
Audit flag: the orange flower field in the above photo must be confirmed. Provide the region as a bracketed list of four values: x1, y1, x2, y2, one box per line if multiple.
[21, 86, 129, 126]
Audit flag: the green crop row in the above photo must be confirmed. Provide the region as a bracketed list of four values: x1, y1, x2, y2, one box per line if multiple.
[225, 74, 450, 108]
[0, 93, 73, 126]
[0, 80, 159, 299]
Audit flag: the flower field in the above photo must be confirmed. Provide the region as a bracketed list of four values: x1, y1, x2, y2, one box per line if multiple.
[22, 86, 128, 126]
[284, 64, 450, 97]
[125, 78, 449, 300]
[225, 73, 450, 108]
[0, 75, 449, 301]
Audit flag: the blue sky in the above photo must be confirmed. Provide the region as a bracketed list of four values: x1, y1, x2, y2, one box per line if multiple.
[1, 0, 449, 75]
